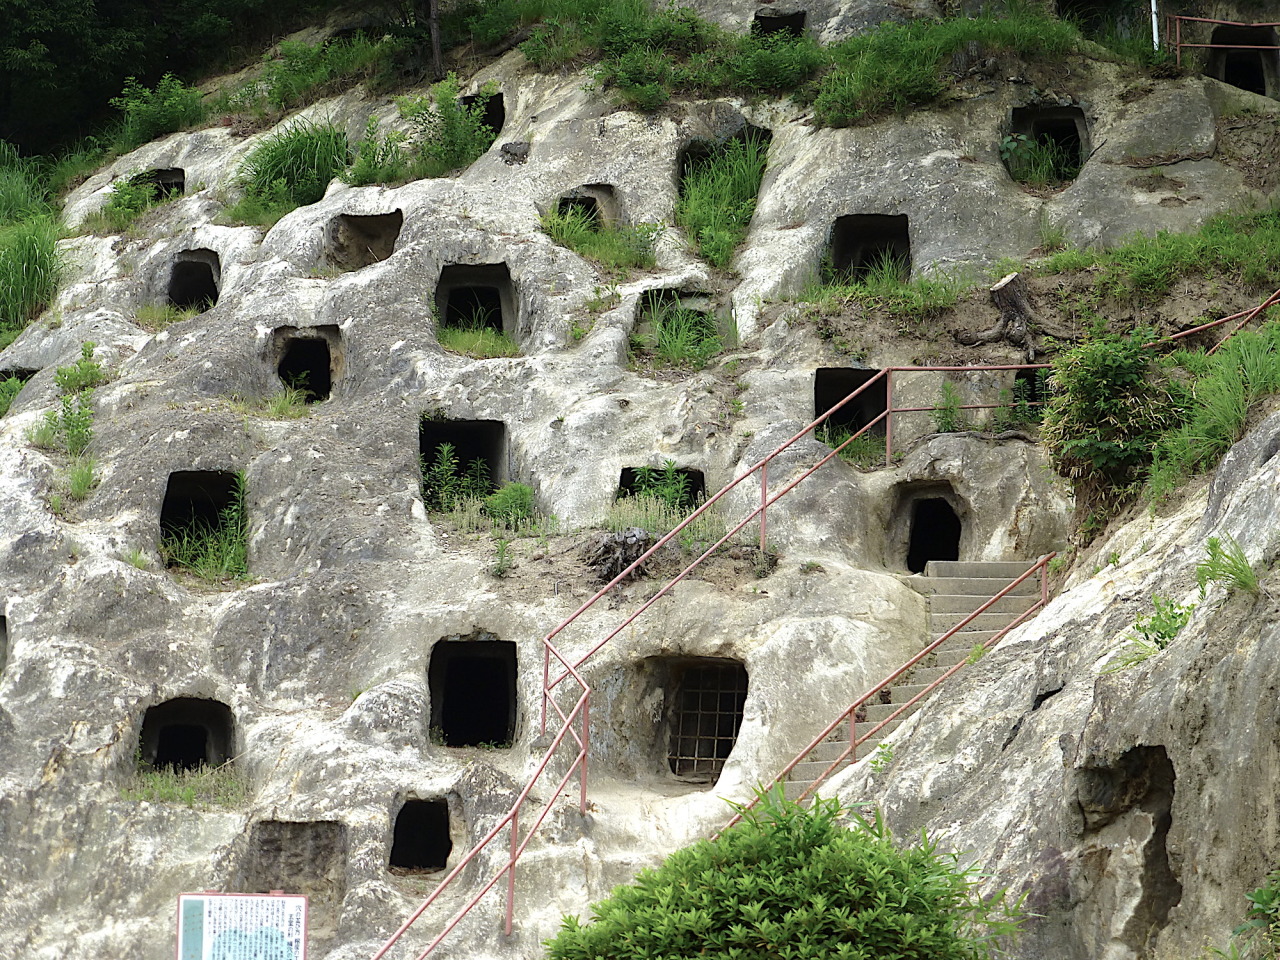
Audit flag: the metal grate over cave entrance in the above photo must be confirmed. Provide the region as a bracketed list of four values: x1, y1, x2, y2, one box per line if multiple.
[667, 659, 749, 782]
[428, 638, 517, 747]
[389, 798, 453, 872]
[139, 697, 234, 771]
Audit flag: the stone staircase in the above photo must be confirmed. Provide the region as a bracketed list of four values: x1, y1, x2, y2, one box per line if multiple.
[783, 560, 1041, 800]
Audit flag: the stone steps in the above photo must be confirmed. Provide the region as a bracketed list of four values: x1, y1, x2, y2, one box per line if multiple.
[783, 560, 1042, 798]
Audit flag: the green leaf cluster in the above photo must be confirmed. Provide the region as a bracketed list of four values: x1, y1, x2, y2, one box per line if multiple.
[546, 790, 1022, 960]
[109, 75, 207, 151]
[676, 133, 769, 270]
[397, 74, 500, 179]
[420, 441, 492, 511]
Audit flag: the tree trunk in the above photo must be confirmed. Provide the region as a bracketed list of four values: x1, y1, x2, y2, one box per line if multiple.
[427, 0, 443, 81]
[956, 272, 1037, 361]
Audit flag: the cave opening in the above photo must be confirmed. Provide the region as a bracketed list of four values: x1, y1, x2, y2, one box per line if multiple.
[419, 418, 506, 492]
[826, 214, 911, 283]
[814, 367, 888, 435]
[428, 639, 517, 747]
[435, 263, 514, 335]
[906, 497, 962, 573]
[676, 124, 772, 197]
[324, 210, 403, 272]
[167, 249, 220, 311]
[1207, 26, 1279, 97]
[459, 91, 505, 135]
[160, 470, 240, 543]
[751, 10, 806, 38]
[276, 331, 335, 402]
[665, 658, 749, 782]
[132, 168, 185, 201]
[390, 798, 453, 872]
[139, 697, 234, 771]
[618, 465, 706, 509]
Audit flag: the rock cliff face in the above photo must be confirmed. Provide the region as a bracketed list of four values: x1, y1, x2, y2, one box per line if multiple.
[0, 4, 1276, 959]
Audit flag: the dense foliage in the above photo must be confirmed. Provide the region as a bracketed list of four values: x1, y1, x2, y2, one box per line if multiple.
[545, 791, 1022, 960]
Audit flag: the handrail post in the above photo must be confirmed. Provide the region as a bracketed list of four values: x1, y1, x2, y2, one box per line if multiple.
[505, 810, 518, 936]
[759, 459, 769, 553]
[848, 710, 856, 761]
[1176, 16, 1182, 65]
[540, 646, 550, 735]
[884, 371, 894, 465]
[579, 695, 590, 814]
[1041, 556, 1049, 606]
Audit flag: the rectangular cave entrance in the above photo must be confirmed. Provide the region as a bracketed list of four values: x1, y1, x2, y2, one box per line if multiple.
[1007, 105, 1088, 183]
[428, 638, 517, 747]
[556, 184, 620, 229]
[139, 697, 234, 771]
[232, 820, 347, 947]
[1206, 26, 1279, 98]
[390, 798, 453, 872]
[459, 91, 505, 135]
[273, 325, 342, 402]
[677, 124, 772, 197]
[751, 10, 806, 38]
[419, 418, 506, 496]
[665, 658, 749, 783]
[324, 210, 403, 272]
[894, 482, 964, 573]
[435, 263, 515, 337]
[826, 214, 911, 283]
[167, 248, 221, 311]
[815, 368, 888, 435]
[618, 465, 706, 510]
[133, 168, 185, 201]
[160, 470, 241, 559]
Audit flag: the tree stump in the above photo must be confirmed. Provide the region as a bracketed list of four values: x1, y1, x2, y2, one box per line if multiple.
[580, 527, 655, 583]
[956, 272, 1037, 361]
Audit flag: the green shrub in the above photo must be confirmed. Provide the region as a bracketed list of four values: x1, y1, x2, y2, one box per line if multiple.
[56, 342, 106, 393]
[259, 35, 388, 111]
[546, 789, 1023, 960]
[675, 133, 768, 269]
[1196, 535, 1259, 598]
[1000, 133, 1081, 186]
[622, 459, 699, 512]
[484, 482, 535, 527]
[110, 75, 207, 150]
[0, 375, 24, 416]
[235, 120, 350, 213]
[541, 206, 661, 273]
[399, 74, 499, 178]
[421, 441, 492, 511]
[1235, 868, 1280, 958]
[0, 216, 61, 334]
[90, 174, 163, 233]
[342, 118, 410, 186]
[160, 473, 249, 583]
[1102, 594, 1195, 673]
[0, 141, 51, 224]
[1041, 332, 1188, 501]
[720, 31, 826, 92]
[932, 381, 970, 433]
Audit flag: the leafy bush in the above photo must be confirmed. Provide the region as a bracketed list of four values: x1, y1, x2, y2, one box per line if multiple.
[675, 133, 768, 269]
[933, 381, 970, 433]
[484, 482, 535, 527]
[541, 206, 661, 273]
[546, 789, 1023, 960]
[55, 342, 106, 393]
[110, 75, 207, 150]
[1000, 133, 1080, 187]
[421, 441, 492, 511]
[27, 344, 103, 457]
[0, 216, 61, 336]
[1041, 332, 1188, 502]
[1235, 868, 1280, 958]
[160, 473, 249, 583]
[259, 35, 388, 111]
[234, 119, 350, 214]
[342, 118, 410, 186]
[398, 74, 499, 179]
[0, 375, 24, 416]
[89, 174, 167, 233]
[1102, 595, 1196, 673]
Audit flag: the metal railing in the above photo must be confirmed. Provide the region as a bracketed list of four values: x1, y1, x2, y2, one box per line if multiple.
[1165, 15, 1280, 68]
[718, 553, 1055, 834]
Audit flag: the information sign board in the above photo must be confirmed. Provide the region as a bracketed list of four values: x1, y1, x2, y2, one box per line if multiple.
[176, 892, 307, 960]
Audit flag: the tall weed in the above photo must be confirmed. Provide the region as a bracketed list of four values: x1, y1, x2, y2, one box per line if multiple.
[541, 206, 661, 273]
[161, 473, 249, 583]
[675, 134, 768, 269]
[399, 75, 498, 178]
[233, 120, 350, 217]
[0, 216, 62, 333]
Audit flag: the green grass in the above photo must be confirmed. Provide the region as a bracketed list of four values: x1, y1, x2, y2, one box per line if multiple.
[605, 492, 729, 549]
[1196, 535, 1259, 598]
[675, 134, 768, 269]
[232, 119, 350, 219]
[632, 302, 723, 369]
[815, 422, 886, 468]
[0, 216, 61, 337]
[808, 257, 964, 324]
[541, 206, 661, 273]
[1001, 134, 1081, 187]
[227, 385, 312, 419]
[135, 303, 200, 332]
[160, 474, 249, 583]
[0, 375, 24, 416]
[1038, 209, 1280, 302]
[121, 761, 248, 807]
[65, 456, 98, 500]
[438, 324, 521, 358]
[0, 141, 53, 224]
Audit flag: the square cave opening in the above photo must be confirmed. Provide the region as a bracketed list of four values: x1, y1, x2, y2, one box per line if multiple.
[419, 418, 506, 492]
[273, 325, 342, 403]
[324, 210, 403, 272]
[664, 658, 749, 783]
[167, 248, 221, 311]
[459, 91, 505, 135]
[555, 184, 620, 229]
[428, 638, 517, 747]
[232, 820, 347, 943]
[826, 214, 911, 283]
[677, 124, 772, 197]
[1008, 105, 1089, 180]
[814, 368, 888, 435]
[894, 482, 964, 573]
[751, 10, 806, 38]
[139, 697, 234, 771]
[160, 470, 241, 551]
[618, 465, 706, 510]
[130, 167, 185, 202]
[434, 263, 516, 337]
[1206, 26, 1279, 97]
[390, 798, 453, 872]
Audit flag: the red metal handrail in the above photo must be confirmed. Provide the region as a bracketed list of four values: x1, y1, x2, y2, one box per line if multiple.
[719, 552, 1056, 834]
[1166, 15, 1280, 67]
